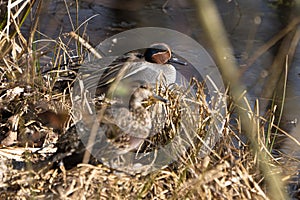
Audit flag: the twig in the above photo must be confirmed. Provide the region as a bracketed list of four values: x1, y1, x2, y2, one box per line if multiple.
[69, 31, 103, 59]
[242, 16, 300, 73]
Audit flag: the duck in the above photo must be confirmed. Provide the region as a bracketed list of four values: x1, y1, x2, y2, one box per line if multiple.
[100, 83, 167, 154]
[43, 84, 166, 171]
[83, 43, 187, 98]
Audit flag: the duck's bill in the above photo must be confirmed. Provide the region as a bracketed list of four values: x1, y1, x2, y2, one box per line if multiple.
[169, 56, 187, 66]
[151, 94, 169, 103]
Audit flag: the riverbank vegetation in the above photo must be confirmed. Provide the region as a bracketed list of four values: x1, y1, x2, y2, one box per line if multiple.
[0, 0, 299, 199]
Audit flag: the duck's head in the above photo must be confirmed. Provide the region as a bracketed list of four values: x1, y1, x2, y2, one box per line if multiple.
[129, 83, 168, 110]
[144, 43, 187, 66]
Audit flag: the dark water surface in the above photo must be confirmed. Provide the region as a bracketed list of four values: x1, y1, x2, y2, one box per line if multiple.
[28, 0, 284, 97]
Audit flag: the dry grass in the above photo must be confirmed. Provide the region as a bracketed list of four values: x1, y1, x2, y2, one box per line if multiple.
[0, 1, 299, 199]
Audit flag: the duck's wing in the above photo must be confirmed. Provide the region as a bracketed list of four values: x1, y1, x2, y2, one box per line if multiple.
[81, 53, 143, 93]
